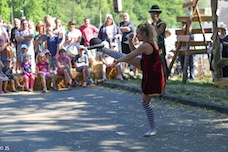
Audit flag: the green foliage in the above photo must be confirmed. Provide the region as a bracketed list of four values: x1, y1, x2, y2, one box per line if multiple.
[0, 0, 11, 21]
[1, 0, 207, 29]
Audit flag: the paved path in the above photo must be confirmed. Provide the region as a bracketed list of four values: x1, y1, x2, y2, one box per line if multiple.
[0, 87, 227, 152]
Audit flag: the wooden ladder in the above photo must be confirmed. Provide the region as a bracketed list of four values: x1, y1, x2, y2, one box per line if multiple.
[168, 0, 212, 83]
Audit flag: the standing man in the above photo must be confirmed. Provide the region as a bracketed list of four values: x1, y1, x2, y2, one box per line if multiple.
[10, 18, 21, 73]
[79, 17, 99, 64]
[15, 19, 35, 72]
[119, 12, 134, 54]
[119, 12, 134, 75]
[11, 18, 21, 48]
[149, 5, 168, 79]
[79, 17, 99, 47]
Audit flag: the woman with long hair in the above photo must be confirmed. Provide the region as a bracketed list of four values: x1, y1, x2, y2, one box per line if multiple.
[95, 22, 165, 137]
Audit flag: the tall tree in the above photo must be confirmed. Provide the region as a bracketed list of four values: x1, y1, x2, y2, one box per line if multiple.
[0, 0, 196, 28]
[0, 0, 10, 21]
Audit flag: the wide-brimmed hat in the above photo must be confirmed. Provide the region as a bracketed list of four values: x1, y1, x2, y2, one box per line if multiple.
[87, 38, 104, 50]
[148, 5, 162, 13]
[90, 38, 102, 46]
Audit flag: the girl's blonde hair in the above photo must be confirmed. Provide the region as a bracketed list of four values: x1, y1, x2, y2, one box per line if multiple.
[137, 22, 157, 44]
[36, 53, 46, 63]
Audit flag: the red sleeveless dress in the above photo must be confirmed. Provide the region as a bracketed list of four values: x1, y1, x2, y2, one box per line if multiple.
[140, 42, 165, 96]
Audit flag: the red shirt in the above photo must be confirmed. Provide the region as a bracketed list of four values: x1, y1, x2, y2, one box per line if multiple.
[79, 25, 99, 46]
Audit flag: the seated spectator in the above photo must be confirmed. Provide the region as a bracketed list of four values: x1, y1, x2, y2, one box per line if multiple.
[99, 41, 123, 81]
[21, 53, 35, 92]
[56, 48, 78, 90]
[0, 60, 9, 93]
[42, 49, 56, 74]
[8, 42, 17, 74]
[166, 52, 174, 77]
[73, 45, 94, 88]
[129, 37, 141, 79]
[42, 49, 52, 63]
[2, 58, 23, 92]
[36, 53, 57, 93]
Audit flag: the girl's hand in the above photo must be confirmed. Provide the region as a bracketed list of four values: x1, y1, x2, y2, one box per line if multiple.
[128, 33, 134, 41]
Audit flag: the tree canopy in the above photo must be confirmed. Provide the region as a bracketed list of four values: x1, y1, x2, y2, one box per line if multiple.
[0, 0, 208, 28]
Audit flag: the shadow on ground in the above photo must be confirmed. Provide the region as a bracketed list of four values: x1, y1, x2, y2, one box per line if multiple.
[0, 87, 227, 152]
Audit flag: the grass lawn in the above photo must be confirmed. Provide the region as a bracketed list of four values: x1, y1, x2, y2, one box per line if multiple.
[166, 76, 228, 107]
[112, 75, 228, 107]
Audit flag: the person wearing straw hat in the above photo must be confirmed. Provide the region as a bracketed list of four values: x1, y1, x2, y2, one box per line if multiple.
[149, 5, 168, 79]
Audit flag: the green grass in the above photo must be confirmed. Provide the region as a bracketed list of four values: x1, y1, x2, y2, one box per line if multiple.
[111, 75, 228, 107]
[166, 77, 228, 106]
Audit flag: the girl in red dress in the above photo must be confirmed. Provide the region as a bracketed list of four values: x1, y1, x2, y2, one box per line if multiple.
[96, 22, 165, 136]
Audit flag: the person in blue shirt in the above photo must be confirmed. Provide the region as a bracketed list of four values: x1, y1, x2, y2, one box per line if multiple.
[46, 27, 61, 71]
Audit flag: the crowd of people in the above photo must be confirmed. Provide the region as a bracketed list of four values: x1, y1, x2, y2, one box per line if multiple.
[0, 11, 140, 93]
[0, 4, 170, 137]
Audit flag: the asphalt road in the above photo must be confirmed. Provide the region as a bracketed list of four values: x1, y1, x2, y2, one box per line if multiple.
[0, 87, 227, 152]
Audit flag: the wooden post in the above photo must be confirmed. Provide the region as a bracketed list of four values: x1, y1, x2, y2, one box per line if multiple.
[211, 0, 222, 79]
[182, 13, 192, 84]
